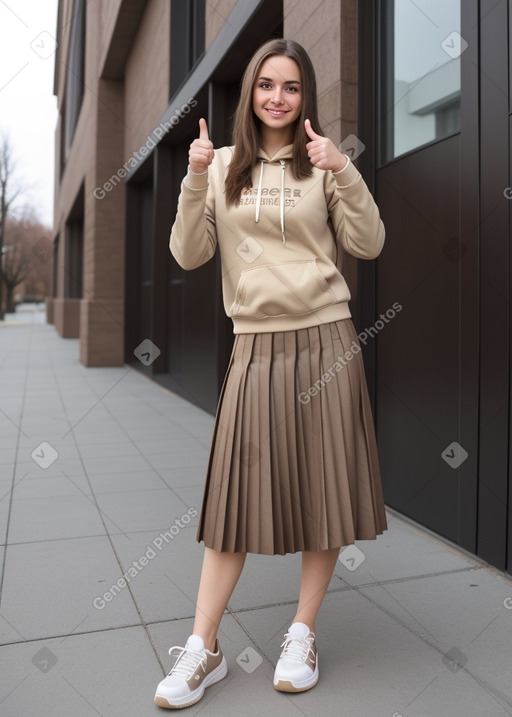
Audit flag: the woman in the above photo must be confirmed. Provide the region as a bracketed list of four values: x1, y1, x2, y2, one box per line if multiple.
[154, 38, 387, 710]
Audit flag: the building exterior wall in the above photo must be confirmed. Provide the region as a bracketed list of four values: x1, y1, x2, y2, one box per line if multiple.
[53, 0, 169, 364]
[205, 0, 238, 49]
[124, 0, 170, 158]
[284, 0, 359, 299]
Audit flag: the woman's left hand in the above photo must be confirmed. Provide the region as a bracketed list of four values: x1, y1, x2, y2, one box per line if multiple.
[305, 119, 348, 173]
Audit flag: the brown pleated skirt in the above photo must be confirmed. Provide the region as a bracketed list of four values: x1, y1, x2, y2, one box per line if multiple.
[197, 318, 387, 555]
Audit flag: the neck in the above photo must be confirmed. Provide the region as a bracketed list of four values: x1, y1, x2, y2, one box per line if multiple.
[259, 125, 294, 158]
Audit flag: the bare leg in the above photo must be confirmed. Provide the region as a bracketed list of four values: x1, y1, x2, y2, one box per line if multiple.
[293, 547, 339, 632]
[192, 547, 246, 651]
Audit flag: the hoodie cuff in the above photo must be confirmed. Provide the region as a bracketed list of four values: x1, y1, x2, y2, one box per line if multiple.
[183, 166, 209, 190]
[332, 156, 360, 188]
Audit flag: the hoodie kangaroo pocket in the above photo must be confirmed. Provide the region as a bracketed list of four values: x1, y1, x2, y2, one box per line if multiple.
[229, 260, 340, 319]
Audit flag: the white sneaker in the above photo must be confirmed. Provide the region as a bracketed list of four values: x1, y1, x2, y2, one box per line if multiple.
[154, 634, 228, 709]
[273, 622, 318, 692]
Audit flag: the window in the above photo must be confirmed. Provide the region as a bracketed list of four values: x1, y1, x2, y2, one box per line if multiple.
[64, 186, 84, 299]
[380, 0, 462, 164]
[64, 221, 83, 299]
[64, 0, 86, 158]
[170, 0, 206, 98]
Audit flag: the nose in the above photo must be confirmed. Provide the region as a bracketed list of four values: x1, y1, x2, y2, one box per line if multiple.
[271, 86, 284, 104]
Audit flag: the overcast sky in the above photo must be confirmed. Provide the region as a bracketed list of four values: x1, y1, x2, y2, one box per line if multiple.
[0, 0, 58, 229]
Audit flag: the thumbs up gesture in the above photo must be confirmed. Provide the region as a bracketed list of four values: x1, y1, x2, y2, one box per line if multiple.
[305, 119, 347, 173]
[189, 118, 214, 174]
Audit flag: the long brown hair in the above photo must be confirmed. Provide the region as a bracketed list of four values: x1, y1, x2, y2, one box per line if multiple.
[225, 38, 323, 207]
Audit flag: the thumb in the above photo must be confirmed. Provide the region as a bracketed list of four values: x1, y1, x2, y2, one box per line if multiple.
[305, 118, 322, 140]
[199, 118, 210, 141]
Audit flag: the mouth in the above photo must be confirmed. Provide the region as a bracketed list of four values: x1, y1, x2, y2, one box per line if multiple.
[265, 108, 289, 118]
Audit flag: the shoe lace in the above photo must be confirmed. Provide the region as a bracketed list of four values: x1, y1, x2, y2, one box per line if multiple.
[167, 645, 207, 679]
[280, 632, 315, 663]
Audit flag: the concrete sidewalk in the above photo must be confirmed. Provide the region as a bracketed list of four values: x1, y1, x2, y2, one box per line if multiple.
[1, 306, 512, 717]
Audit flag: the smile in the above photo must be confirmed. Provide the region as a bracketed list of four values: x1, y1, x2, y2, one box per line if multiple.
[265, 108, 289, 117]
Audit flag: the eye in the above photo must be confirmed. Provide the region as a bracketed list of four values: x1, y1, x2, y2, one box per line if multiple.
[258, 82, 272, 89]
[286, 86, 299, 93]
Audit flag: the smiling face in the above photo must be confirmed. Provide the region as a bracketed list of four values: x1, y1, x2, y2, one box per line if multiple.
[252, 55, 302, 134]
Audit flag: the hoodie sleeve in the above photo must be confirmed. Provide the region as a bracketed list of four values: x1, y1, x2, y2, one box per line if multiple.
[325, 158, 385, 260]
[169, 159, 218, 270]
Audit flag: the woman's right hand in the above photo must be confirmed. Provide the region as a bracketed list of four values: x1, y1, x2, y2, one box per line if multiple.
[189, 118, 214, 173]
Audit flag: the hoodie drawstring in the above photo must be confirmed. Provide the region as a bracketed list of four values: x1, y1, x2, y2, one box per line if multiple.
[255, 160, 264, 224]
[280, 160, 286, 245]
[254, 159, 287, 246]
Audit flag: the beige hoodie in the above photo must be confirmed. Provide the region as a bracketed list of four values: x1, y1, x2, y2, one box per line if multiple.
[170, 144, 384, 334]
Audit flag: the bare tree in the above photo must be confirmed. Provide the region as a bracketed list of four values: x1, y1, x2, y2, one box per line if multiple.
[1, 240, 29, 313]
[0, 135, 23, 319]
[2, 216, 52, 310]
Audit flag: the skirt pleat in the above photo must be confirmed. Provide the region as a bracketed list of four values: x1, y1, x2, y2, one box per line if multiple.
[197, 318, 387, 555]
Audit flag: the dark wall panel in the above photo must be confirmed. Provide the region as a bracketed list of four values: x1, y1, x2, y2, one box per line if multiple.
[477, 0, 510, 568]
[375, 136, 477, 545]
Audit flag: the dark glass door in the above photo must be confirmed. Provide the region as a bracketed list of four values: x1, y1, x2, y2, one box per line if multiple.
[370, 0, 485, 559]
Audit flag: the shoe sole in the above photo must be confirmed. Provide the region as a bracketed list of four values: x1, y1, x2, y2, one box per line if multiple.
[273, 675, 318, 693]
[154, 657, 228, 709]
[273, 660, 319, 693]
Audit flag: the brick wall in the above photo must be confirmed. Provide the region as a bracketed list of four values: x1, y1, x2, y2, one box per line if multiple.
[284, 0, 359, 299]
[205, 0, 239, 49]
[124, 0, 170, 159]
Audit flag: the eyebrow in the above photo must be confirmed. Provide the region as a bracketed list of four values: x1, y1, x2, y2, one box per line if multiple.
[258, 76, 301, 84]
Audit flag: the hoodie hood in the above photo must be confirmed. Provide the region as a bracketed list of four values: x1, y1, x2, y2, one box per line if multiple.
[254, 143, 294, 245]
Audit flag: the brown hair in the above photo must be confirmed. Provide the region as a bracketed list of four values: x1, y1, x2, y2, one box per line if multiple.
[224, 38, 323, 207]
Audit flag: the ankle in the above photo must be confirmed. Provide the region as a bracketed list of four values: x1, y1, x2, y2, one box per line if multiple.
[292, 619, 315, 633]
[194, 633, 217, 652]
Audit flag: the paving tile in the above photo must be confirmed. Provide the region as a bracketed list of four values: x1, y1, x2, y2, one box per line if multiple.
[232, 590, 512, 717]
[0, 480, 13, 544]
[158, 466, 208, 489]
[81, 437, 141, 456]
[358, 569, 512, 709]
[132, 437, 208, 455]
[170, 482, 206, 509]
[109, 527, 204, 623]
[95, 488, 192, 535]
[0, 536, 141, 644]
[86, 468, 168, 494]
[0, 446, 17, 464]
[66, 426, 132, 444]
[145, 449, 210, 471]
[0, 626, 161, 716]
[9, 473, 92, 500]
[122, 424, 197, 442]
[7, 494, 106, 543]
[79, 453, 152, 475]
[332, 510, 479, 586]
[14, 458, 86, 480]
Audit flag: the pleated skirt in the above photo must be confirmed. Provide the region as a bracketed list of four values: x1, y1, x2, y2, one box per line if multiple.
[196, 318, 387, 555]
